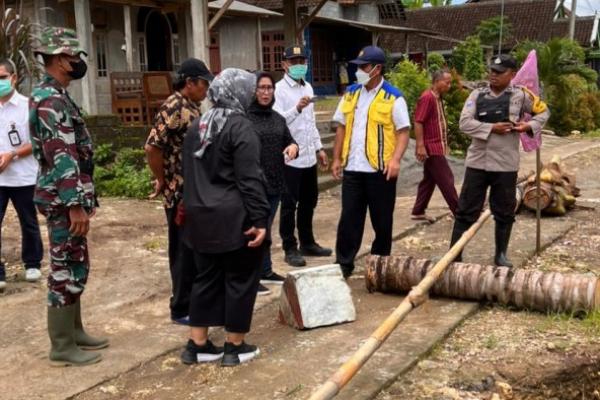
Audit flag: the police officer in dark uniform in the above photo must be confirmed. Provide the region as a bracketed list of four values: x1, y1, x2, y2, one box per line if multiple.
[449, 55, 549, 266]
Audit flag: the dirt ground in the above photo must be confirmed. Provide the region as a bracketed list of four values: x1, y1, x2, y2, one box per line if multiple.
[2, 136, 600, 400]
[378, 147, 600, 400]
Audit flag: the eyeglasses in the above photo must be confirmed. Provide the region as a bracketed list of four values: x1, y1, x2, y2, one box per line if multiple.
[257, 86, 274, 93]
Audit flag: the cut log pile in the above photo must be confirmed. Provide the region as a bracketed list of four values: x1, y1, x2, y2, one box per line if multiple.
[521, 155, 580, 216]
[365, 255, 600, 314]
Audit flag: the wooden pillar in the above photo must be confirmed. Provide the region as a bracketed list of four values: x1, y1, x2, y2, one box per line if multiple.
[123, 5, 134, 71]
[74, 0, 97, 114]
[372, 32, 380, 46]
[190, 0, 210, 67]
[283, 0, 298, 46]
[257, 17, 264, 70]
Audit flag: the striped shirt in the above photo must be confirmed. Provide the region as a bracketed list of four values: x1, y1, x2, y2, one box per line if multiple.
[414, 89, 447, 156]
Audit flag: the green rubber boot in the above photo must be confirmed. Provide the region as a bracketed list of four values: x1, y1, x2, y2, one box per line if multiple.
[48, 304, 102, 367]
[74, 300, 109, 350]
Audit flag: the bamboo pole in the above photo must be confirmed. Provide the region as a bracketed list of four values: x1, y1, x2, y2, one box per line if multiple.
[307, 209, 493, 400]
[536, 147, 542, 254]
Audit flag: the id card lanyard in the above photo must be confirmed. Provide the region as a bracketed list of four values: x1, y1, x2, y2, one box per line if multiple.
[7, 122, 22, 147]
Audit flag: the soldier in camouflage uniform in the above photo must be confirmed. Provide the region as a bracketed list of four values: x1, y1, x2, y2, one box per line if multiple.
[145, 58, 213, 324]
[30, 27, 108, 367]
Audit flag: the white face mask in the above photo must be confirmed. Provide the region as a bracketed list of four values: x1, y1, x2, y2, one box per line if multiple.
[356, 67, 376, 86]
[355, 69, 371, 86]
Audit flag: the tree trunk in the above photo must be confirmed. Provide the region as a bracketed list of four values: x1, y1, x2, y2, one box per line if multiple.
[366, 255, 600, 314]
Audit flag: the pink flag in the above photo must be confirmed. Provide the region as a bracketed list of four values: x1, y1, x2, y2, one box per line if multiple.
[511, 50, 541, 152]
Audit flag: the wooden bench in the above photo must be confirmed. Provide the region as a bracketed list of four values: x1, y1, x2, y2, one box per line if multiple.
[110, 72, 145, 125]
[142, 72, 173, 126]
[110, 72, 174, 126]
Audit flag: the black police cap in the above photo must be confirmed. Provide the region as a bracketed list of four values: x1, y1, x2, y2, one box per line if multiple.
[489, 54, 518, 72]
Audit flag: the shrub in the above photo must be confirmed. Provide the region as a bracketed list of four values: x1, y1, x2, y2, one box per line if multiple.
[94, 143, 116, 166]
[444, 70, 471, 156]
[0, 1, 41, 91]
[386, 60, 430, 116]
[475, 16, 512, 51]
[427, 53, 446, 73]
[93, 147, 152, 199]
[450, 35, 486, 81]
[512, 38, 599, 135]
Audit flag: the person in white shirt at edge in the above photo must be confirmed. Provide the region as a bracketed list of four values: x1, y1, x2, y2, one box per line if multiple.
[331, 46, 410, 279]
[273, 45, 332, 267]
[0, 59, 44, 289]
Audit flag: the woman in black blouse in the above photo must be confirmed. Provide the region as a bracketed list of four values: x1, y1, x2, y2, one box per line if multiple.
[247, 72, 298, 294]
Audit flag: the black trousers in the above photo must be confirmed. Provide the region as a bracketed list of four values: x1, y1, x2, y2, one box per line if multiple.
[189, 244, 264, 333]
[165, 207, 196, 319]
[279, 165, 318, 251]
[454, 167, 517, 229]
[335, 171, 397, 274]
[0, 185, 43, 268]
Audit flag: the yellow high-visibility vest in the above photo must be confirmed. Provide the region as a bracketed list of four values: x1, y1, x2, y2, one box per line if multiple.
[340, 81, 403, 170]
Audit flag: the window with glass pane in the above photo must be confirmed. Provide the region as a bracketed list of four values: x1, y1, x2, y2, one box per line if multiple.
[138, 37, 147, 72]
[96, 33, 108, 77]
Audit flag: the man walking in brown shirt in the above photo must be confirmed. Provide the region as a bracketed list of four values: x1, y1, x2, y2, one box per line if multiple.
[449, 55, 549, 267]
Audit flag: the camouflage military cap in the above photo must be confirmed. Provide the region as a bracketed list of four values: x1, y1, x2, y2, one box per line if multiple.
[34, 27, 87, 57]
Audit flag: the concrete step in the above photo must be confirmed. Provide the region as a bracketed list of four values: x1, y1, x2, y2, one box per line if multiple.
[321, 132, 336, 145]
[316, 120, 335, 133]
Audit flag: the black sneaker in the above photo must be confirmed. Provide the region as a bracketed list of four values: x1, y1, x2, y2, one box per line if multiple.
[300, 243, 333, 257]
[0, 264, 5, 290]
[257, 283, 271, 296]
[181, 339, 224, 364]
[221, 341, 260, 367]
[284, 249, 306, 267]
[260, 272, 286, 285]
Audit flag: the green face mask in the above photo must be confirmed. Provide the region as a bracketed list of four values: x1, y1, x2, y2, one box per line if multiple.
[288, 64, 308, 81]
[0, 79, 13, 97]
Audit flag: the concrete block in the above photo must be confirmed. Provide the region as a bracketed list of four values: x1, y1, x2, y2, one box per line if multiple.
[278, 264, 356, 330]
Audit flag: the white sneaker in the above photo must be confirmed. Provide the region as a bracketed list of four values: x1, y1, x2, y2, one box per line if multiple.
[25, 268, 42, 282]
[0, 280, 6, 289]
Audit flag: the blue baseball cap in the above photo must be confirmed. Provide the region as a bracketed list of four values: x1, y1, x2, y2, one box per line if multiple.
[350, 46, 386, 65]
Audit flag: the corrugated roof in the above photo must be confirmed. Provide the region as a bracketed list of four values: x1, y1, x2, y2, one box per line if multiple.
[381, 0, 595, 53]
[310, 14, 438, 34]
[208, 0, 283, 16]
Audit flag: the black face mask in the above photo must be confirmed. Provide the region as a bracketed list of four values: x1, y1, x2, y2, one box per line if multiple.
[66, 59, 88, 80]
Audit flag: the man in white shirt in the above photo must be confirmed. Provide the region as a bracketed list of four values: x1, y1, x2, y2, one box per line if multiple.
[274, 46, 331, 267]
[0, 60, 43, 289]
[331, 46, 410, 278]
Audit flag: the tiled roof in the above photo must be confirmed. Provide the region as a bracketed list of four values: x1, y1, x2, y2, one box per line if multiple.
[380, 0, 595, 53]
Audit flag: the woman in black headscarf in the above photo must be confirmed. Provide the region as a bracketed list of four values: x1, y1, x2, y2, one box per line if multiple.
[180, 68, 270, 367]
[247, 72, 298, 295]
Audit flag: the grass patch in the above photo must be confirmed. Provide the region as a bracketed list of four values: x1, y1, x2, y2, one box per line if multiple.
[143, 237, 164, 252]
[314, 96, 341, 112]
[483, 335, 499, 349]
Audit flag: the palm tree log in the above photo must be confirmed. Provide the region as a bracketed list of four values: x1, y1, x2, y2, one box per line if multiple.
[366, 256, 600, 314]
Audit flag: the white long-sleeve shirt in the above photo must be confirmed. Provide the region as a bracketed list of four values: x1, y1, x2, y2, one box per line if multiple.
[273, 74, 323, 169]
[0, 91, 38, 186]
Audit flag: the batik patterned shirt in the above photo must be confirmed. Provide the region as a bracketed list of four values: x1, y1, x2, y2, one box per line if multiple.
[146, 91, 201, 208]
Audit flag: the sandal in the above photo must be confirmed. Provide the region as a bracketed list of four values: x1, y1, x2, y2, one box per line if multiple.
[411, 214, 436, 223]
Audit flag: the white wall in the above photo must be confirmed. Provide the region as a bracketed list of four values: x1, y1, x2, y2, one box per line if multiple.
[216, 17, 260, 71]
